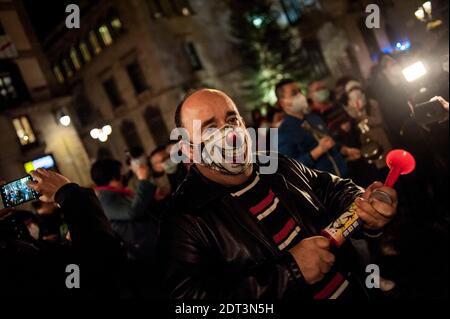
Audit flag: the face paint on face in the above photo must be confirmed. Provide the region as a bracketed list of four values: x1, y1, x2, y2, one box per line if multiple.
[193, 118, 252, 175]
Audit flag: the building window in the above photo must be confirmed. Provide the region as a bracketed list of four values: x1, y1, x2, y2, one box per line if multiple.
[0, 72, 17, 100]
[184, 42, 203, 71]
[103, 78, 123, 108]
[280, 0, 302, 25]
[98, 24, 113, 46]
[147, 0, 165, 19]
[70, 48, 82, 70]
[12, 116, 36, 146]
[120, 120, 143, 151]
[111, 17, 123, 33]
[170, 0, 193, 16]
[62, 59, 73, 78]
[53, 65, 65, 83]
[79, 42, 92, 63]
[88, 30, 102, 55]
[126, 61, 148, 94]
[144, 106, 169, 146]
[108, 9, 123, 36]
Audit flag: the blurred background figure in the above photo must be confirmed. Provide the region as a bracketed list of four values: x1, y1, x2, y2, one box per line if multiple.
[308, 80, 352, 140]
[90, 158, 161, 297]
[149, 143, 187, 194]
[275, 79, 360, 177]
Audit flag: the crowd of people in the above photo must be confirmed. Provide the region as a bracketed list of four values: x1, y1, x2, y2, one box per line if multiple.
[0, 54, 448, 298]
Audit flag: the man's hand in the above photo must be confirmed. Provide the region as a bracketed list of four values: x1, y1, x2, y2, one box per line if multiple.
[27, 169, 70, 203]
[341, 146, 361, 161]
[318, 136, 335, 152]
[311, 136, 336, 160]
[132, 164, 150, 181]
[289, 236, 335, 284]
[355, 181, 398, 230]
[431, 96, 449, 111]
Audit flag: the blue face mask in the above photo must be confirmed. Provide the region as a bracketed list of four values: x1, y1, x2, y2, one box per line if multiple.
[314, 89, 330, 103]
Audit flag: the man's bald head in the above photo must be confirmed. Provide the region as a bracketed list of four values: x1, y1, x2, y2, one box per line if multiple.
[175, 89, 239, 130]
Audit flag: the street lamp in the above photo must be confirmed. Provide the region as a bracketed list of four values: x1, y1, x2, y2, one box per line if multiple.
[59, 115, 71, 126]
[55, 109, 71, 127]
[414, 1, 442, 30]
[90, 125, 112, 142]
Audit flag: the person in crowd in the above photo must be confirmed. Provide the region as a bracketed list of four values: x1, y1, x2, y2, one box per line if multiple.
[367, 55, 411, 148]
[335, 75, 355, 103]
[0, 174, 126, 297]
[158, 88, 398, 299]
[266, 106, 285, 128]
[124, 146, 149, 192]
[275, 79, 360, 177]
[341, 80, 392, 170]
[308, 80, 353, 139]
[90, 159, 160, 261]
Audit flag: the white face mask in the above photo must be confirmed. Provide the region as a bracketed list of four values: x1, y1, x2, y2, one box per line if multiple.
[290, 94, 310, 114]
[198, 121, 252, 175]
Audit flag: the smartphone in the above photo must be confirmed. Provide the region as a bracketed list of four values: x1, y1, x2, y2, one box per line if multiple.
[0, 175, 40, 209]
[413, 100, 448, 126]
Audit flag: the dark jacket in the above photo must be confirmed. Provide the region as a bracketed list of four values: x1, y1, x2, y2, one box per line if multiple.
[278, 114, 348, 177]
[0, 184, 126, 297]
[158, 153, 372, 299]
[97, 180, 158, 260]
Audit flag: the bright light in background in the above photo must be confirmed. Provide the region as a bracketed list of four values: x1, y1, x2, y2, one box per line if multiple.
[90, 128, 100, 139]
[59, 115, 71, 126]
[98, 132, 108, 142]
[24, 155, 56, 173]
[394, 40, 411, 52]
[90, 125, 112, 142]
[252, 17, 263, 28]
[402, 61, 427, 82]
[415, 7, 425, 21]
[423, 1, 432, 15]
[102, 125, 112, 135]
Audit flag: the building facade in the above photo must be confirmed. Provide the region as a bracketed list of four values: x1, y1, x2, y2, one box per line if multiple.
[0, 0, 91, 185]
[42, 0, 245, 164]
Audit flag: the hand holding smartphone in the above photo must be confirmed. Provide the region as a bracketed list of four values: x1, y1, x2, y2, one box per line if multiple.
[0, 175, 40, 209]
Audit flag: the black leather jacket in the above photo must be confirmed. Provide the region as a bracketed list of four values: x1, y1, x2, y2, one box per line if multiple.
[158, 154, 373, 299]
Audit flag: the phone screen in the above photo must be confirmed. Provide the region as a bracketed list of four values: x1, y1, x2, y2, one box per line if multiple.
[0, 175, 40, 208]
